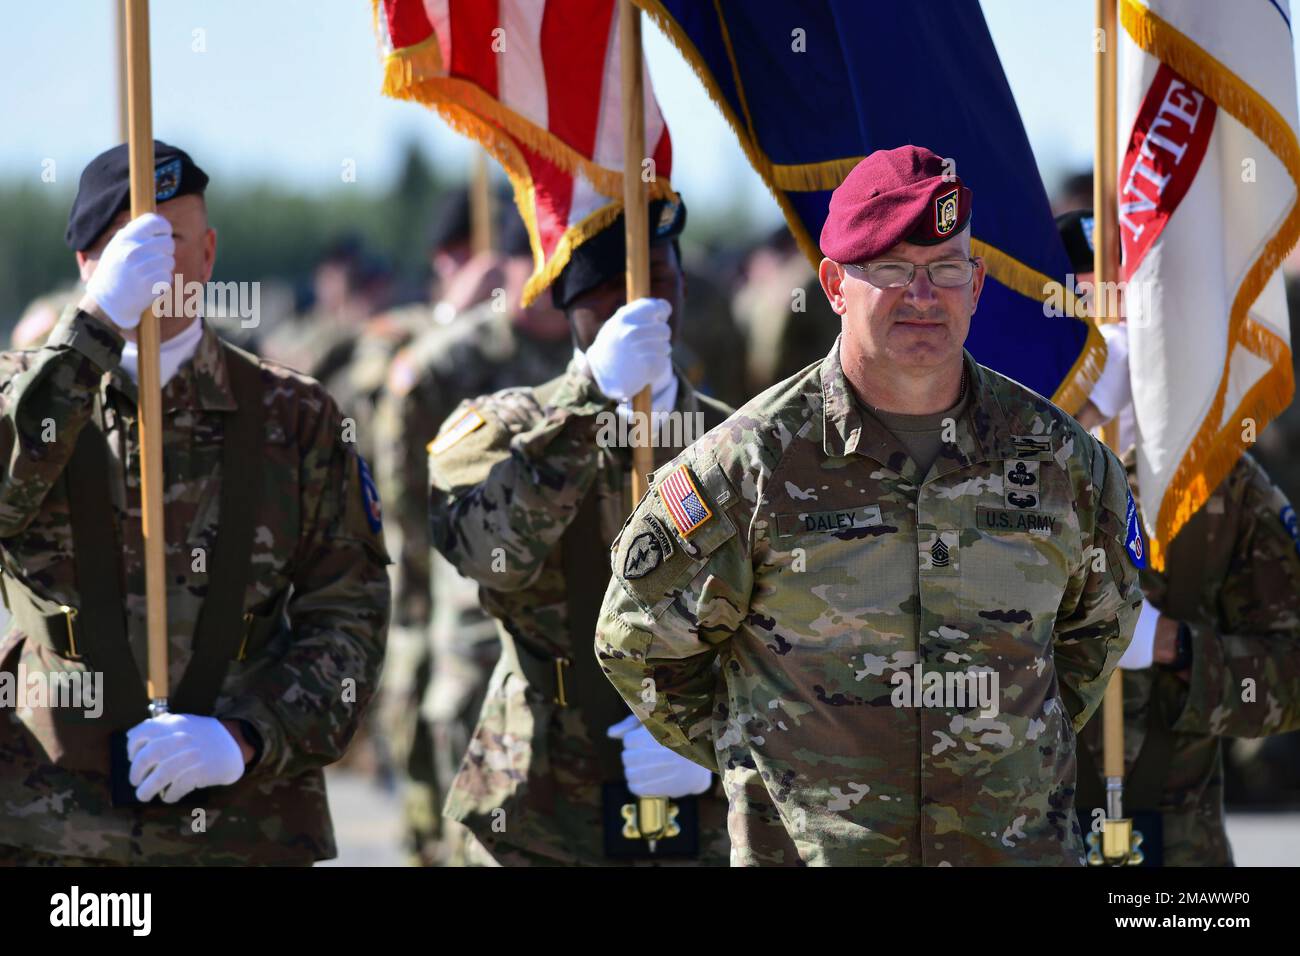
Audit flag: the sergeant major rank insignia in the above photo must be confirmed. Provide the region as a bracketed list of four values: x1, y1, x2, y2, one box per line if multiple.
[658, 463, 713, 538]
[935, 187, 959, 236]
[624, 514, 675, 579]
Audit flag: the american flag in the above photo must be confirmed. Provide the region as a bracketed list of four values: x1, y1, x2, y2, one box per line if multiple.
[376, 0, 675, 304]
[658, 464, 711, 538]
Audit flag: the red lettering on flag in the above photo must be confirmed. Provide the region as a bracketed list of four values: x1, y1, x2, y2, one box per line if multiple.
[1119, 63, 1217, 280]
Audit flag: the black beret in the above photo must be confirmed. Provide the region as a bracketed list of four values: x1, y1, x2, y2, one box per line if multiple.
[496, 206, 532, 258]
[551, 196, 687, 310]
[1055, 208, 1096, 274]
[65, 140, 209, 251]
[425, 188, 473, 252]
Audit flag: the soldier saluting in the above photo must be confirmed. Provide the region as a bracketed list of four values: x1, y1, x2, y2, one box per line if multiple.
[597, 145, 1143, 866]
[0, 142, 391, 865]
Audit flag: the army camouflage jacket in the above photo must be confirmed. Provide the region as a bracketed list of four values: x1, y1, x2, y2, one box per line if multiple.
[377, 302, 572, 636]
[0, 310, 391, 864]
[1078, 451, 1300, 865]
[428, 357, 732, 865]
[373, 303, 571, 804]
[596, 338, 1143, 866]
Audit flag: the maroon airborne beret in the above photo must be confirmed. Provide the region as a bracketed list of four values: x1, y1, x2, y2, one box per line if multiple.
[819, 145, 973, 263]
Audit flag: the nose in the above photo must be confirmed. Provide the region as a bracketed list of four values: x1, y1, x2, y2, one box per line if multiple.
[903, 267, 938, 307]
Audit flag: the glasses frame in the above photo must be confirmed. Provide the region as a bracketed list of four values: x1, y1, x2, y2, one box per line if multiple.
[843, 257, 980, 290]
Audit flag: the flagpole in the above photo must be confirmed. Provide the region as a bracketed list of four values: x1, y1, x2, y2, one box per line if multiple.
[471, 148, 494, 255]
[620, 0, 654, 505]
[619, 0, 670, 852]
[124, 0, 169, 717]
[115, 0, 128, 143]
[1090, 0, 1137, 866]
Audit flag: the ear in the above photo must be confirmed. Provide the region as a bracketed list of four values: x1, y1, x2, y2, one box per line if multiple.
[75, 251, 94, 284]
[202, 226, 218, 284]
[817, 258, 848, 315]
[969, 255, 986, 313]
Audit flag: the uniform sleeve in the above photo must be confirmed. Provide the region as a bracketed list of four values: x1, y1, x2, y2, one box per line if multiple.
[427, 368, 611, 592]
[1053, 438, 1143, 732]
[1170, 463, 1300, 738]
[0, 310, 124, 538]
[595, 449, 753, 771]
[376, 369, 444, 631]
[218, 395, 392, 778]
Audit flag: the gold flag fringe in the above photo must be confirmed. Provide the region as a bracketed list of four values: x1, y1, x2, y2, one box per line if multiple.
[376, 16, 676, 305]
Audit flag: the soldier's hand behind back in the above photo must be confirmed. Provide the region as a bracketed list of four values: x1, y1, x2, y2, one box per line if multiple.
[608, 714, 712, 798]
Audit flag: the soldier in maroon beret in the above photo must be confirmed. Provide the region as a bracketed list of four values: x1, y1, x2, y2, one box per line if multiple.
[596, 143, 1145, 866]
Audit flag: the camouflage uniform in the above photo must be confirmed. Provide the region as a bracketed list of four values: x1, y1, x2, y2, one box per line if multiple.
[0, 309, 391, 864]
[1077, 451, 1300, 865]
[596, 337, 1143, 866]
[428, 358, 733, 865]
[374, 302, 571, 864]
[323, 305, 429, 466]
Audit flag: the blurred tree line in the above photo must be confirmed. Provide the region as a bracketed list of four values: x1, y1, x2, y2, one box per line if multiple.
[0, 142, 767, 339]
[0, 144, 445, 335]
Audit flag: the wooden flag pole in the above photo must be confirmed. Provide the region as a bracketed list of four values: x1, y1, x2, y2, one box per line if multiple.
[124, 0, 169, 716]
[115, 0, 129, 143]
[1089, 0, 1139, 866]
[470, 148, 495, 255]
[619, 0, 668, 851]
[620, 0, 654, 505]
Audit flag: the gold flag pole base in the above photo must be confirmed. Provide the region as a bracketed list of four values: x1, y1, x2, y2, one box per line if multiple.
[621, 796, 679, 852]
[1086, 776, 1145, 865]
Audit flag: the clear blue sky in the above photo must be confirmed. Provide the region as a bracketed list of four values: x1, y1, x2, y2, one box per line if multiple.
[2, 1, 1296, 233]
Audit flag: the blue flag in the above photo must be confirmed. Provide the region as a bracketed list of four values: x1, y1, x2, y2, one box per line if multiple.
[638, 0, 1102, 409]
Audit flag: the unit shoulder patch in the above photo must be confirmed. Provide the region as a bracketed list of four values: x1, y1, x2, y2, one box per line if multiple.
[358, 454, 383, 533]
[623, 514, 676, 580]
[1125, 491, 1147, 568]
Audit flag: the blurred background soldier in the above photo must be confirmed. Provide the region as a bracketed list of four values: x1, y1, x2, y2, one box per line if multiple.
[10, 285, 81, 351]
[1061, 210, 1300, 865]
[731, 225, 841, 397]
[373, 210, 572, 866]
[427, 197, 732, 866]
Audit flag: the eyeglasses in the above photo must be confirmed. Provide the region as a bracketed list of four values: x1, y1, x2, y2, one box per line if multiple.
[843, 258, 979, 289]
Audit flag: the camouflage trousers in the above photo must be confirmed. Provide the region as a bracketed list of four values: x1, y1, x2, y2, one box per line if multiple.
[0, 845, 124, 867]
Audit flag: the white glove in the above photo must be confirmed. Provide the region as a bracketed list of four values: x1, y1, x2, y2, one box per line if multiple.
[126, 713, 246, 804]
[607, 714, 712, 798]
[584, 297, 675, 405]
[1119, 599, 1160, 670]
[85, 212, 175, 329]
[1089, 321, 1131, 420]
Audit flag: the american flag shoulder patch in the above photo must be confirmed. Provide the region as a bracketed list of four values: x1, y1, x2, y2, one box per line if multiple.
[428, 407, 485, 456]
[658, 463, 713, 539]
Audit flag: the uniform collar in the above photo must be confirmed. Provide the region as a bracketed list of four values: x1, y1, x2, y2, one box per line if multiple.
[108, 320, 239, 413]
[820, 335, 1019, 483]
